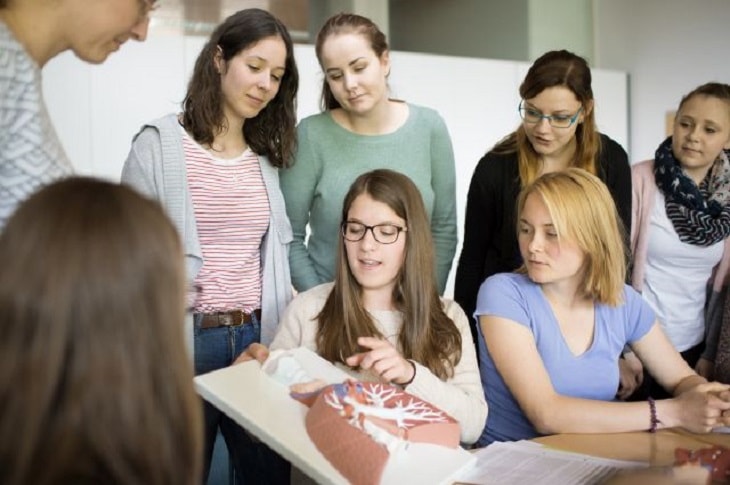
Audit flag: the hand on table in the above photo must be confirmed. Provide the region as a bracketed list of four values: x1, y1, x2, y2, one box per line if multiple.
[714, 388, 730, 421]
[674, 382, 730, 433]
[345, 336, 415, 386]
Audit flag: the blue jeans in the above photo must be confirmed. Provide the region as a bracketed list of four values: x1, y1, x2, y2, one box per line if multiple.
[194, 313, 290, 484]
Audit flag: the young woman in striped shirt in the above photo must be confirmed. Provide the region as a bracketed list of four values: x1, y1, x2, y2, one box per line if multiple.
[122, 8, 297, 484]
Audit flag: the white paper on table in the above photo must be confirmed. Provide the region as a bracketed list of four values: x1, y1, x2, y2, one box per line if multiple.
[456, 440, 647, 485]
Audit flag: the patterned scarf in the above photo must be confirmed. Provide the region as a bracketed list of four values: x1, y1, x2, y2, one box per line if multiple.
[654, 136, 730, 246]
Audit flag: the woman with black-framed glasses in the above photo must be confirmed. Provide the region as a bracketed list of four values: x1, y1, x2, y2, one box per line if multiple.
[341, 221, 407, 244]
[238, 169, 487, 446]
[454, 50, 632, 388]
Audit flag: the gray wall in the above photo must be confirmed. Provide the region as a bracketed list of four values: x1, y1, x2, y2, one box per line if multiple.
[593, 0, 730, 161]
[389, 0, 594, 63]
[528, 0, 593, 62]
[390, 0, 730, 161]
[309, 0, 389, 40]
[389, 0, 530, 61]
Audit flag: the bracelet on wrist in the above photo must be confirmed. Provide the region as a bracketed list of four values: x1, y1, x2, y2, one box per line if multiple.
[400, 360, 416, 387]
[648, 397, 661, 433]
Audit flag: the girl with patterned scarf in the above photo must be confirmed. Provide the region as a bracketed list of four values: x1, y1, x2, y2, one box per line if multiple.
[631, 82, 730, 396]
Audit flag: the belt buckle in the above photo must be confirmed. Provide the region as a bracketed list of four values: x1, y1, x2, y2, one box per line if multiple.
[229, 309, 245, 327]
[217, 312, 232, 327]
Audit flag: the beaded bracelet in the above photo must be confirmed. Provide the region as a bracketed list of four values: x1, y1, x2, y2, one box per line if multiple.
[648, 397, 661, 433]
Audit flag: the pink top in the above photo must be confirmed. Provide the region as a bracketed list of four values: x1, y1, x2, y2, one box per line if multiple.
[631, 159, 730, 295]
[184, 134, 270, 312]
[631, 159, 730, 361]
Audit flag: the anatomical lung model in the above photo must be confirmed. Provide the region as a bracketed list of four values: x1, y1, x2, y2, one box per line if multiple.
[261, 349, 469, 485]
[302, 380, 460, 485]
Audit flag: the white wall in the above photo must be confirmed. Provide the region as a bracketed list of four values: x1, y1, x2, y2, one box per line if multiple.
[42, 33, 627, 297]
[593, 0, 730, 162]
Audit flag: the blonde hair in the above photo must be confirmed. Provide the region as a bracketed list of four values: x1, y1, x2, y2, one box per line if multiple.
[516, 168, 627, 305]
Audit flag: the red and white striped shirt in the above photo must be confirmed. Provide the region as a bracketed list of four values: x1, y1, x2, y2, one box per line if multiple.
[183, 131, 270, 313]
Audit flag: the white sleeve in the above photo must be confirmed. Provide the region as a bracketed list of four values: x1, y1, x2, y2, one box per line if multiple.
[403, 299, 488, 444]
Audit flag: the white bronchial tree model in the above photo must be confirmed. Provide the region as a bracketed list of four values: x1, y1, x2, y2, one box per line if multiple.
[323, 381, 448, 451]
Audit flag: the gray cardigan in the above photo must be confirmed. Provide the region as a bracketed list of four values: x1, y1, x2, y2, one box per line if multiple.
[121, 114, 293, 347]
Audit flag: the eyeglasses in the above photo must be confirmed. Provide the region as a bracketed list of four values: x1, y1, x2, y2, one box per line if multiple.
[341, 222, 407, 244]
[518, 101, 583, 128]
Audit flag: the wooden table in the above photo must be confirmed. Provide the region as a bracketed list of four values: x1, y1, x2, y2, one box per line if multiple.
[530, 430, 730, 483]
[534, 429, 730, 466]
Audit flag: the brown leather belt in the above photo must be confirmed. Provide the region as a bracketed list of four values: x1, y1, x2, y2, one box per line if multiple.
[197, 309, 261, 329]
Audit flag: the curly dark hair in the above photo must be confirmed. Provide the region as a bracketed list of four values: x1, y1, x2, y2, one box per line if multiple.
[182, 8, 298, 168]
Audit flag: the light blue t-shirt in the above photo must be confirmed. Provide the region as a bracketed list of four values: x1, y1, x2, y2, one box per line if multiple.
[474, 273, 655, 445]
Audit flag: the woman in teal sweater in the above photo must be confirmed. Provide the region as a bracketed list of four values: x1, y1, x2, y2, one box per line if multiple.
[280, 12, 457, 293]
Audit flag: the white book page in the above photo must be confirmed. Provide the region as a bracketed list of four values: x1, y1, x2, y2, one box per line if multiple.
[456, 440, 647, 485]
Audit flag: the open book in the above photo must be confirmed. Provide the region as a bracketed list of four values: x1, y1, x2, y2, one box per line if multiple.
[194, 347, 476, 485]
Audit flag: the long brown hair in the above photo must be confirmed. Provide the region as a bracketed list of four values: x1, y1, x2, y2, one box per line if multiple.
[493, 49, 602, 188]
[182, 8, 298, 168]
[314, 12, 389, 111]
[316, 170, 461, 379]
[0, 178, 202, 485]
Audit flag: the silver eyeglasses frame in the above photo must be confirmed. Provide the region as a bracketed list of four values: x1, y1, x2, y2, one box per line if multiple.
[518, 101, 583, 128]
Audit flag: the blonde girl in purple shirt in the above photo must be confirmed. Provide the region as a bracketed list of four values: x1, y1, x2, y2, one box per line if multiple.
[476, 168, 730, 445]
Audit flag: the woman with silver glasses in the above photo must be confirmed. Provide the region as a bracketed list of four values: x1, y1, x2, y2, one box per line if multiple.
[453, 50, 631, 376]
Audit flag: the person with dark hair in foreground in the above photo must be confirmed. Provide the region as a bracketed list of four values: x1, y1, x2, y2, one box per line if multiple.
[0, 177, 202, 485]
